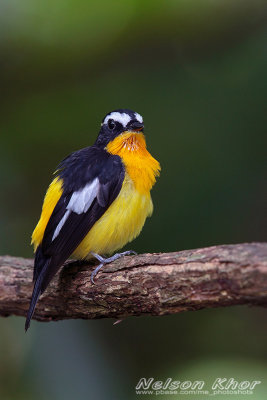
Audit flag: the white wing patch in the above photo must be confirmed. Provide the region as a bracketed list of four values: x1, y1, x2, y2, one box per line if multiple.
[135, 112, 143, 123]
[103, 112, 131, 127]
[52, 178, 100, 241]
[67, 178, 99, 214]
[52, 210, 71, 241]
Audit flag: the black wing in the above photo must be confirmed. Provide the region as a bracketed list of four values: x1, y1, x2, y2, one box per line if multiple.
[25, 146, 124, 330]
[42, 147, 124, 267]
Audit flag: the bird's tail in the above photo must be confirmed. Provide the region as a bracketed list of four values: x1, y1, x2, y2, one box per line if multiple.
[25, 258, 50, 332]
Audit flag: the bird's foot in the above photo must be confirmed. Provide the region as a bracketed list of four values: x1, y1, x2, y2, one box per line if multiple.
[90, 250, 137, 284]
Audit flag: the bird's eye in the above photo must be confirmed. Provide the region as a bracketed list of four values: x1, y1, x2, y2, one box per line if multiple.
[108, 119, 115, 130]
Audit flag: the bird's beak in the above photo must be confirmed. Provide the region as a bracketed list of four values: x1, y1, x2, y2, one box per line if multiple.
[127, 121, 144, 132]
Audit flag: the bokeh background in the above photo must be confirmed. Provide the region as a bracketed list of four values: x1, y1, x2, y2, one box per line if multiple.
[0, 0, 266, 399]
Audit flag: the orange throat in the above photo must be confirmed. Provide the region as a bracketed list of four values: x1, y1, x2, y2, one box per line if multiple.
[106, 131, 160, 194]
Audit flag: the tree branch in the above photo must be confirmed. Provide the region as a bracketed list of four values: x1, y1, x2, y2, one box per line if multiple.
[0, 243, 266, 323]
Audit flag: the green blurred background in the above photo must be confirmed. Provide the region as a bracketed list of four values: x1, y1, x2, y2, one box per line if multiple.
[0, 0, 266, 399]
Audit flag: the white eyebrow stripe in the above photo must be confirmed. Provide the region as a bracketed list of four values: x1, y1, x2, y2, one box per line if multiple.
[135, 112, 143, 123]
[103, 112, 131, 127]
[52, 178, 100, 241]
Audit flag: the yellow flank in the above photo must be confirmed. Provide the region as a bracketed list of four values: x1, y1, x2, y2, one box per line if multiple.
[31, 177, 63, 251]
[72, 172, 153, 258]
[106, 132, 161, 194]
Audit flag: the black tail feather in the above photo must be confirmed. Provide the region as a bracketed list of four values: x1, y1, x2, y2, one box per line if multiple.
[33, 246, 46, 282]
[25, 258, 50, 331]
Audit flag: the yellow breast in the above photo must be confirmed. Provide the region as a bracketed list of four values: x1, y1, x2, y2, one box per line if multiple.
[106, 131, 160, 194]
[72, 172, 153, 258]
[73, 131, 161, 258]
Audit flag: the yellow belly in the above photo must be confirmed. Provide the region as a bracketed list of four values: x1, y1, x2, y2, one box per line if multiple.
[72, 172, 153, 259]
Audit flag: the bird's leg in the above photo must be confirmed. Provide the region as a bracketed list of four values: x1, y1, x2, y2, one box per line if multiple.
[90, 250, 137, 284]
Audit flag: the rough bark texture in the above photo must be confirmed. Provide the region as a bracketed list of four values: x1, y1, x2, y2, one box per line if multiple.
[0, 243, 266, 323]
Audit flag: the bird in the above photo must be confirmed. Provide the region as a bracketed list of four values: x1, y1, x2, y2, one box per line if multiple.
[25, 109, 160, 331]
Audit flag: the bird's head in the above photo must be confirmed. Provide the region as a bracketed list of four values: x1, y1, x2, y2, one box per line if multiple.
[95, 109, 144, 149]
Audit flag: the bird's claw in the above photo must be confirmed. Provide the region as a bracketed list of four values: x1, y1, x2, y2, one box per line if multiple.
[90, 250, 137, 284]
